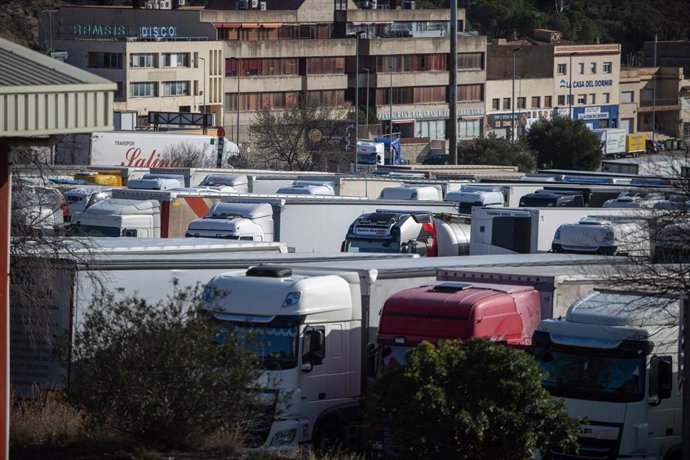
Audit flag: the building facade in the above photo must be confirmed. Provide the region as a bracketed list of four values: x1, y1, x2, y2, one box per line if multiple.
[486, 31, 621, 139]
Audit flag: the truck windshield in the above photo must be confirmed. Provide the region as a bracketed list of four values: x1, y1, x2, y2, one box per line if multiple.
[379, 345, 411, 375]
[458, 201, 483, 214]
[519, 197, 556, 207]
[534, 346, 646, 402]
[215, 323, 299, 371]
[72, 225, 124, 237]
[346, 238, 399, 253]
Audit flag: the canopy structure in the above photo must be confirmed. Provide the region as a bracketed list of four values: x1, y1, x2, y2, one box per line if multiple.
[0, 38, 116, 459]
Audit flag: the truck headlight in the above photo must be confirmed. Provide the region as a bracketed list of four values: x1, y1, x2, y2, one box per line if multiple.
[270, 428, 297, 446]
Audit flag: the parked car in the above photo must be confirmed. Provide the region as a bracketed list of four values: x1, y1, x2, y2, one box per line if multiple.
[421, 153, 449, 165]
[645, 139, 664, 155]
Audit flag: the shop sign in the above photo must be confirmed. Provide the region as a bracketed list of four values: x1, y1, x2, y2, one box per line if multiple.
[73, 24, 126, 38]
[559, 79, 615, 89]
[140, 26, 177, 38]
[378, 106, 484, 121]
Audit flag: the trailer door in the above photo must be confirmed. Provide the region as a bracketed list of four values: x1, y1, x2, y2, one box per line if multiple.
[491, 216, 532, 253]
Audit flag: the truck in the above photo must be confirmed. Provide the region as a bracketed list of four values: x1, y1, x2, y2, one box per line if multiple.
[183, 195, 461, 252]
[10, 238, 423, 397]
[445, 183, 542, 213]
[378, 185, 443, 201]
[469, 206, 643, 255]
[533, 290, 680, 460]
[72, 188, 239, 238]
[55, 131, 240, 168]
[197, 253, 620, 451]
[357, 140, 385, 166]
[551, 215, 651, 256]
[519, 189, 586, 207]
[594, 128, 627, 159]
[276, 181, 336, 196]
[342, 210, 471, 256]
[626, 133, 647, 157]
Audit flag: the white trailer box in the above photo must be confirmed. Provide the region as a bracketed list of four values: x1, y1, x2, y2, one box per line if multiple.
[87, 131, 240, 168]
[470, 206, 646, 255]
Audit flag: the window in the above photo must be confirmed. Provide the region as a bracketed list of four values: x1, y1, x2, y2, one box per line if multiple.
[503, 97, 511, 110]
[567, 95, 574, 105]
[603, 92, 611, 103]
[531, 96, 540, 108]
[557, 95, 566, 105]
[603, 62, 612, 73]
[577, 94, 586, 104]
[162, 81, 190, 96]
[544, 96, 552, 108]
[578, 62, 584, 74]
[457, 84, 483, 102]
[590, 62, 597, 73]
[458, 119, 482, 139]
[457, 52, 484, 70]
[130, 53, 156, 68]
[377, 54, 447, 73]
[114, 81, 124, 101]
[305, 90, 345, 106]
[517, 97, 526, 109]
[557, 63, 567, 75]
[643, 88, 654, 101]
[87, 52, 123, 69]
[227, 58, 300, 77]
[492, 98, 500, 110]
[163, 53, 190, 68]
[621, 91, 634, 103]
[225, 91, 300, 111]
[587, 93, 596, 104]
[130, 82, 157, 97]
[306, 57, 345, 75]
[415, 119, 446, 139]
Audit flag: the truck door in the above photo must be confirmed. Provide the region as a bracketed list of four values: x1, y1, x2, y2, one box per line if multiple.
[300, 323, 349, 409]
[491, 216, 531, 253]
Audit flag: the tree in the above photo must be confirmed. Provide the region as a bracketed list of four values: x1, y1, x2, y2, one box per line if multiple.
[457, 133, 537, 172]
[66, 284, 261, 450]
[526, 115, 602, 170]
[366, 339, 579, 460]
[249, 100, 348, 171]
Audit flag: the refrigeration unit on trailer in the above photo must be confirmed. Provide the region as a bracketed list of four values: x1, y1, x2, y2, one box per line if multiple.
[444, 183, 542, 213]
[378, 185, 443, 201]
[186, 202, 274, 241]
[551, 215, 651, 256]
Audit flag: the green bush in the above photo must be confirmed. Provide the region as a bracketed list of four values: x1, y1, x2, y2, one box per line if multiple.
[457, 133, 537, 172]
[366, 338, 579, 460]
[66, 283, 260, 451]
[526, 115, 603, 171]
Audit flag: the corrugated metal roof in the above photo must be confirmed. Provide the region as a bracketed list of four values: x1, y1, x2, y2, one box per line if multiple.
[0, 38, 113, 88]
[0, 47, 82, 86]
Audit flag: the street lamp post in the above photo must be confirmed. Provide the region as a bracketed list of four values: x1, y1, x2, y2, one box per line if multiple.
[199, 56, 206, 134]
[389, 65, 394, 165]
[511, 48, 520, 142]
[569, 53, 572, 118]
[348, 31, 365, 171]
[362, 68, 370, 139]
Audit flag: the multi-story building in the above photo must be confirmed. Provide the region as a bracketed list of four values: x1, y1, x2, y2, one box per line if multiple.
[486, 30, 621, 138]
[41, 0, 489, 160]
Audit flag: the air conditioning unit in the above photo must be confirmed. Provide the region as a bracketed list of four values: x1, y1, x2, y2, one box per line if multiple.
[160, 0, 171, 8]
[260, 1, 267, 10]
[177, 0, 185, 5]
[250, 0, 259, 8]
[238, 0, 249, 9]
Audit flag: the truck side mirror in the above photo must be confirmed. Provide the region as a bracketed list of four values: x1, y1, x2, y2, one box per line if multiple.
[301, 328, 325, 372]
[649, 355, 673, 404]
[340, 240, 348, 252]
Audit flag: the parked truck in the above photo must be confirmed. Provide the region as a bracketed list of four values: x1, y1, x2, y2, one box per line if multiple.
[342, 210, 471, 256]
[551, 215, 651, 256]
[594, 128, 628, 159]
[184, 195, 461, 252]
[626, 133, 647, 157]
[357, 140, 385, 166]
[470, 206, 641, 255]
[56, 131, 240, 167]
[72, 188, 238, 238]
[533, 290, 680, 460]
[10, 239, 424, 398]
[445, 183, 542, 213]
[197, 253, 618, 451]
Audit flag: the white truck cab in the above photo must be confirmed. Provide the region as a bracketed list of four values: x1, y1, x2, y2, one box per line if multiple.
[72, 198, 161, 238]
[378, 185, 442, 201]
[533, 290, 679, 460]
[445, 185, 504, 213]
[276, 182, 335, 196]
[186, 202, 274, 241]
[552, 216, 650, 256]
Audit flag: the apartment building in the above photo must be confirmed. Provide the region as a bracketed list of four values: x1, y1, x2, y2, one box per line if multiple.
[41, 0, 489, 157]
[486, 30, 621, 138]
[44, 4, 224, 127]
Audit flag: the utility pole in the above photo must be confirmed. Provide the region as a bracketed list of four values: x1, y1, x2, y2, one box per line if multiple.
[448, 0, 458, 164]
[511, 48, 520, 142]
[683, 294, 690, 459]
[652, 33, 657, 142]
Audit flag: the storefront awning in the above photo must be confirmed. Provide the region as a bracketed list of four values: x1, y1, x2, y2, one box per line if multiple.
[261, 23, 283, 28]
[392, 119, 415, 124]
[241, 23, 260, 28]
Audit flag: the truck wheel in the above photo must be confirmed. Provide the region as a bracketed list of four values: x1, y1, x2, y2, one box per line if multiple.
[314, 420, 342, 453]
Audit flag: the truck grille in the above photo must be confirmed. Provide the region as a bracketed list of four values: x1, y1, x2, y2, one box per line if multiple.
[547, 434, 621, 460]
[244, 399, 277, 448]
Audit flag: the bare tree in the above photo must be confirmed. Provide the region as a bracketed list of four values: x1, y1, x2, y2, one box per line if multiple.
[249, 99, 349, 171]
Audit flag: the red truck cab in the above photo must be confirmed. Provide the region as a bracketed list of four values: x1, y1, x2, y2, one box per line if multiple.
[377, 281, 542, 372]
